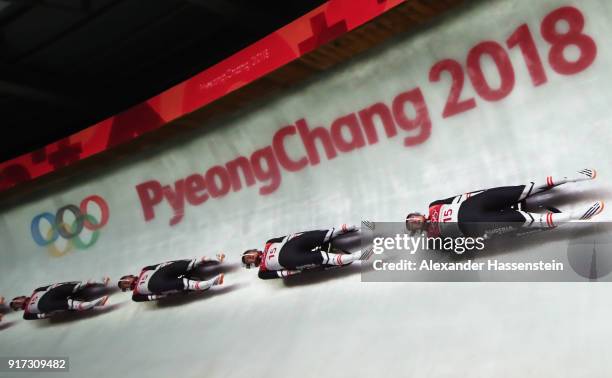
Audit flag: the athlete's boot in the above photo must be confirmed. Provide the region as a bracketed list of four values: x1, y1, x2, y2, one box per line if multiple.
[572, 201, 605, 220]
[544, 168, 597, 187]
[358, 247, 374, 261]
[570, 168, 597, 182]
[520, 169, 598, 201]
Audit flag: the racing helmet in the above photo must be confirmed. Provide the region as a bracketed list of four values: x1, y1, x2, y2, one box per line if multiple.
[9, 296, 28, 311]
[406, 212, 426, 234]
[241, 249, 262, 269]
[118, 275, 137, 292]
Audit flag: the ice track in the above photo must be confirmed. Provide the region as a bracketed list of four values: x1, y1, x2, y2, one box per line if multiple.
[2, 0, 612, 376]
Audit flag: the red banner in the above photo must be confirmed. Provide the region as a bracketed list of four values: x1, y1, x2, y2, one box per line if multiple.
[0, 0, 405, 192]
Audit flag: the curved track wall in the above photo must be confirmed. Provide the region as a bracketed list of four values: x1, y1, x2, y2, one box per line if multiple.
[1, 1, 612, 377]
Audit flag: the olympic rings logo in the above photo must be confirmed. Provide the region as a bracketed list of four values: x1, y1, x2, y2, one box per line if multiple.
[30, 195, 110, 257]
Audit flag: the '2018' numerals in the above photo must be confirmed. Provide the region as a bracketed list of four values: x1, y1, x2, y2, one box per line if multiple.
[430, 6, 597, 119]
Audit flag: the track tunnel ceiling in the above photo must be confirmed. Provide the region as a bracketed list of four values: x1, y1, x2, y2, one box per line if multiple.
[0, 0, 328, 162]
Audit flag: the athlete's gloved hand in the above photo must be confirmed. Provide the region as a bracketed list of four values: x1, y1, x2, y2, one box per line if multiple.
[216, 253, 226, 263]
[102, 277, 111, 287]
[278, 270, 301, 278]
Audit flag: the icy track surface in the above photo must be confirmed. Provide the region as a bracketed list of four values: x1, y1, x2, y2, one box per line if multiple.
[2, 0, 612, 377]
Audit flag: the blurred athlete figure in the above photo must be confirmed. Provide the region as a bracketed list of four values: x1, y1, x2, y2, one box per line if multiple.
[118, 254, 225, 302]
[242, 224, 372, 279]
[9, 278, 111, 320]
[406, 169, 604, 239]
[0, 296, 8, 322]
